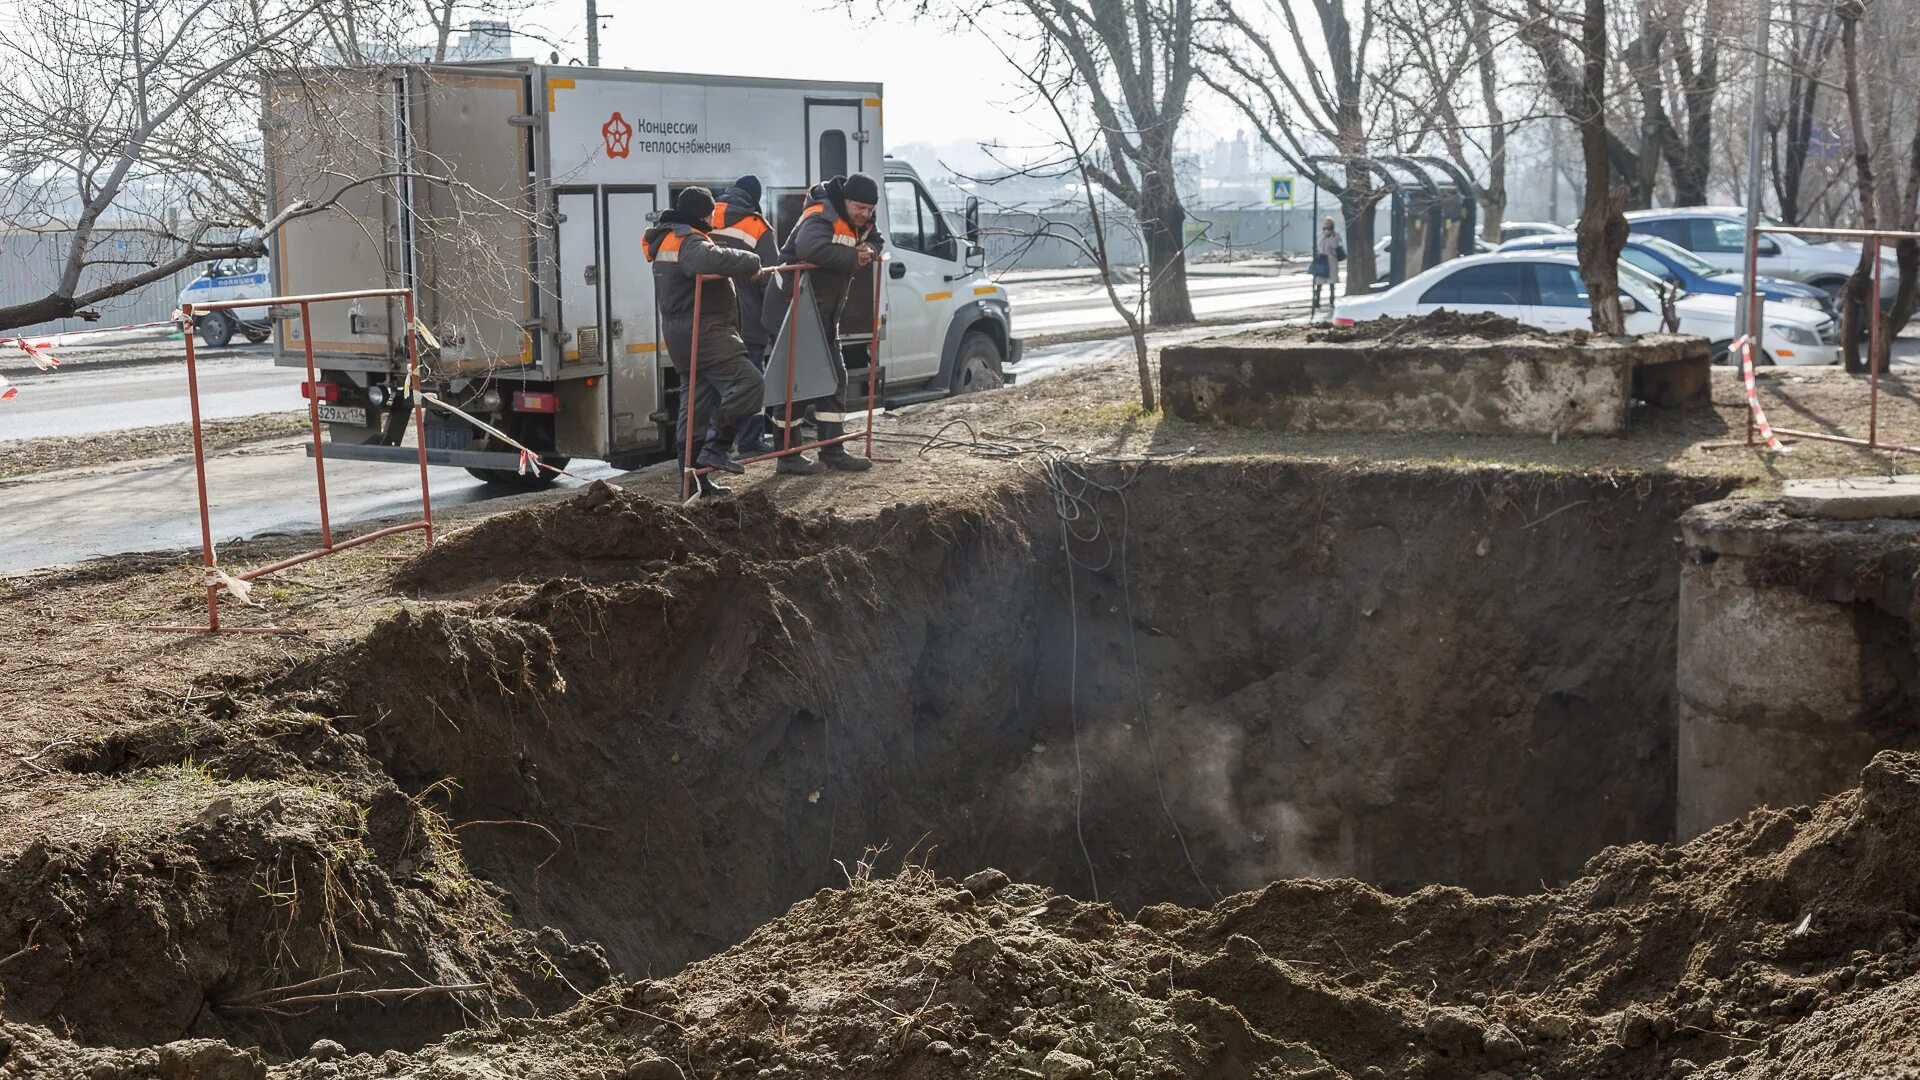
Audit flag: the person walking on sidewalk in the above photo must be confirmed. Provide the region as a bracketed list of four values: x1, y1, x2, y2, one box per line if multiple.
[1310, 215, 1342, 322]
[644, 186, 767, 496]
[765, 171, 884, 473]
[710, 174, 782, 460]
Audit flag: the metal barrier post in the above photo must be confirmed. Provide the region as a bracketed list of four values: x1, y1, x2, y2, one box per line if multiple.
[181, 303, 221, 632]
[1870, 238, 1883, 447]
[782, 268, 803, 451]
[298, 301, 334, 549]
[144, 286, 437, 633]
[682, 276, 705, 501]
[866, 254, 882, 459]
[404, 291, 434, 546]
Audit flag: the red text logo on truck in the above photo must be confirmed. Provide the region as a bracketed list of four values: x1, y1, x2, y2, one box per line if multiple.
[602, 112, 633, 159]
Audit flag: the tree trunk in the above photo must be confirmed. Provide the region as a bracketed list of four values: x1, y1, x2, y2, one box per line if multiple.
[1577, 0, 1628, 333]
[1138, 163, 1193, 327]
[1479, 187, 1507, 248]
[1887, 238, 1919, 337]
[1340, 167, 1378, 295]
[1837, 3, 1881, 373]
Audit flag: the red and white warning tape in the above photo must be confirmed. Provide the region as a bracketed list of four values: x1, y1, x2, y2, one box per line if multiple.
[1734, 334, 1791, 453]
[0, 314, 188, 403]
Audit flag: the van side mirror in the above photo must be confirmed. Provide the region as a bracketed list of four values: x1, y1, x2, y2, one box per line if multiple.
[1620, 293, 1643, 314]
[1756, 237, 1781, 256]
[965, 197, 981, 245]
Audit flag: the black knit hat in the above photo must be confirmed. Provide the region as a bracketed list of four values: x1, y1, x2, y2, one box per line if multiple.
[732, 174, 763, 206]
[842, 172, 880, 205]
[676, 186, 717, 219]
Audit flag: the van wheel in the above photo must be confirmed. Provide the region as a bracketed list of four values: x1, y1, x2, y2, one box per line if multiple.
[197, 312, 235, 348]
[950, 331, 1005, 396]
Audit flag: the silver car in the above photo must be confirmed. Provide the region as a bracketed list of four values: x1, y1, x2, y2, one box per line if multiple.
[1624, 206, 1896, 304]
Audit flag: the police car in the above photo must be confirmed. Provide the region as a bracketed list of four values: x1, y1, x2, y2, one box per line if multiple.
[177, 255, 273, 347]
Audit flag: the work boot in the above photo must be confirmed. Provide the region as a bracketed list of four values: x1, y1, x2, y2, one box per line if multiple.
[816, 421, 872, 472]
[693, 473, 732, 498]
[696, 430, 746, 474]
[777, 451, 823, 475]
[734, 413, 773, 456]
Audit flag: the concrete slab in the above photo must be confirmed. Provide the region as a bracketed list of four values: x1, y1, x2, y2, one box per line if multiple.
[1159, 318, 1711, 438]
[1781, 475, 1920, 519]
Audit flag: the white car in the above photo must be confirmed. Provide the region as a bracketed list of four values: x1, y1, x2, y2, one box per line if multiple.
[1497, 221, 1573, 243]
[1332, 250, 1842, 366]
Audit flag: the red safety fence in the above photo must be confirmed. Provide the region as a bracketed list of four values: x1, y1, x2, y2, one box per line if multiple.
[680, 258, 885, 500]
[146, 289, 434, 634]
[1739, 224, 1920, 455]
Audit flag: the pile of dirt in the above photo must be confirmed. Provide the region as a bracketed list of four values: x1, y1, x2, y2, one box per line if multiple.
[1306, 310, 1578, 346]
[182, 749, 1915, 1080]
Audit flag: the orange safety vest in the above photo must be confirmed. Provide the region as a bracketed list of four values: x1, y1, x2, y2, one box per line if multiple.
[642, 229, 684, 263]
[800, 202, 860, 247]
[710, 204, 770, 247]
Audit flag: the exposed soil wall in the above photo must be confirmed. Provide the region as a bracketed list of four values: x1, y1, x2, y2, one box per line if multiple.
[274, 461, 1732, 983]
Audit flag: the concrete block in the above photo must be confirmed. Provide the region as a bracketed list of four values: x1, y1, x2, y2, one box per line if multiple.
[1160, 323, 1710, 437]
[1782, 476, 1920, 520]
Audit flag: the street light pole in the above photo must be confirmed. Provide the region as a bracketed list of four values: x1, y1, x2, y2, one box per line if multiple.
[586, 0, 600, 66]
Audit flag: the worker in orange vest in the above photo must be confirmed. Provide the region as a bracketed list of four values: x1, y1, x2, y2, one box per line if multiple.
[643, 186, 766, 495]
[763, 172, 882, 473]
[709, 175, 794, 465]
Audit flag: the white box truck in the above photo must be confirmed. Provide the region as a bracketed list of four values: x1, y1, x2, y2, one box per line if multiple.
[262, 62, 1017, 486]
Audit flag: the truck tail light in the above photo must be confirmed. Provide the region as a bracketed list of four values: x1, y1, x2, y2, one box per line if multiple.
[300, 381, 339, 402]
[513, 390, 559, 414]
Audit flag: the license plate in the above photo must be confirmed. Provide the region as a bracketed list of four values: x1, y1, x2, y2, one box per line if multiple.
[316, 404, 368, 426]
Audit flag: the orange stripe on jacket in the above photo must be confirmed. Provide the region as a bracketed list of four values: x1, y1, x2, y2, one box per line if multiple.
[643, 230, 685, 262]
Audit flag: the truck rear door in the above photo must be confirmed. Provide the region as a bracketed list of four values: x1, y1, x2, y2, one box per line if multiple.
[603, 188, 662, 453]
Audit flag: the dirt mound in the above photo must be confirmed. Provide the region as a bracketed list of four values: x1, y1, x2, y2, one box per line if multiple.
[279, 751, 1920, 1080]
[394, 482, 854, 595]
[1306, 309, 1579, 345]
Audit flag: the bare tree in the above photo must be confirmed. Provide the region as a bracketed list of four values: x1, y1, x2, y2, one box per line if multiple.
[960, 30, 1159, 408]
[0, 0, 332, 333]
[913, 0, 1198, 326]
[1198, 0, 1398, 292]
[1376, 0, 1517, 240]
[1518, 0, 1629, 330]
[1766, 0, 1841, 224]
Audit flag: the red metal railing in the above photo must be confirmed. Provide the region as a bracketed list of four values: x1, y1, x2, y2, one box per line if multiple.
[1741, 224, 1920, 455]
[680, 258, 885, 500]
[147, 288, 434, 633]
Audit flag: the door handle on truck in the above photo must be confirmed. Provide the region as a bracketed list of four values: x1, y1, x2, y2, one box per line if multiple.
[889, 262, 906, 279]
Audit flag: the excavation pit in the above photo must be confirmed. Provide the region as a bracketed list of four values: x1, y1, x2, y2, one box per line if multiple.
[279, 461, 1735, 980]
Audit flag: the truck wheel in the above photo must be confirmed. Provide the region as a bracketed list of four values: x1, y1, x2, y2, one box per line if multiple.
[243, 326, 271, 344]
[950, 331, 1005, 397]
[197, 312, 235, 348]
[466, 457, 570, 490]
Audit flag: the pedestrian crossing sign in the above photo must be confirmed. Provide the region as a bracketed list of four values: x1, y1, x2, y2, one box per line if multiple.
[1270, 176, 1295, 205]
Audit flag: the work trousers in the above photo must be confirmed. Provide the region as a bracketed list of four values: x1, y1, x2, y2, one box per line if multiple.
[668, 317, 765, 456]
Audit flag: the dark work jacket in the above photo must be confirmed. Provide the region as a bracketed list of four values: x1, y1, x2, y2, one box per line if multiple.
[710, 187, 779, 351]
[766, 179, 884, 342]
[643, 210, 761, 367]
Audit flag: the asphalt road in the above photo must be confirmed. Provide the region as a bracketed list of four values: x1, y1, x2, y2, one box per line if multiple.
[0, 307, 1304, 573]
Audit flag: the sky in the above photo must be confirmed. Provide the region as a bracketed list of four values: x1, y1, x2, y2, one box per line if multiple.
[524, 0, 1055, 156]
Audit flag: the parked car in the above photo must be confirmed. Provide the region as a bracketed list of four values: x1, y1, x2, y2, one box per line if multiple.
[1499, 232, 1836, 316]
[1496, 221, 1573, 243]
[1332, 251, 1841, 366]
[1623, 206, 1896, 305]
